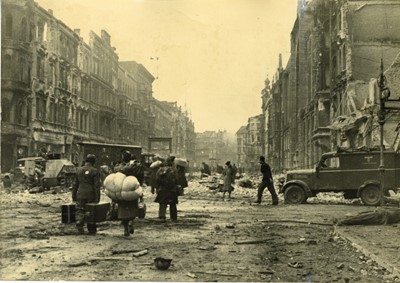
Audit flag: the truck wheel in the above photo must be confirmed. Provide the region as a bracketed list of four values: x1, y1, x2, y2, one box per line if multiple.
[360, 185, 381, 206]
[284, 185, 306, 204]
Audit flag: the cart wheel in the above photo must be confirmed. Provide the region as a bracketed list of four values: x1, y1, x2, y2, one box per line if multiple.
[284, 185, 306, 204]
[360, 185, 381, 206]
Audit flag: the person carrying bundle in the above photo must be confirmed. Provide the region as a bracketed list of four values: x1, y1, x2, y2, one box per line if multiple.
[154, 156, 179, 223]
[106, 150, 144, 236]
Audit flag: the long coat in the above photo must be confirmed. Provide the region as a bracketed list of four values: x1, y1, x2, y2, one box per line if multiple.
[72, 164, 100, 201]
[114, 162, 140, 220]
[154, 166, 179, 205]
[222, 166, 234, 192]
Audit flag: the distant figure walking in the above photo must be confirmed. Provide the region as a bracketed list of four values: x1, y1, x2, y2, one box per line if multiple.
[201, 162, 211, 176]
[222, 161, 235, 200]
[255, 156, 278, 205]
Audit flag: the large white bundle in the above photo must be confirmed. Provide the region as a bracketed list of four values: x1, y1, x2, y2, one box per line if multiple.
[121, 186, 144, 201]
[122, 176, 140, 191]
[104, 173, 143, 202]
[113, 172, 126, 191]
[150, 160, 162, 169]
[103, 173, 116, 191]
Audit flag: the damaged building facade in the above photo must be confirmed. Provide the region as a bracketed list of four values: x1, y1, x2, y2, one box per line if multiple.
[235, 114, 264, 172]
[195, 130, 236, 171]
[1, 0, 195, 172]
[263, 0, 400, 172]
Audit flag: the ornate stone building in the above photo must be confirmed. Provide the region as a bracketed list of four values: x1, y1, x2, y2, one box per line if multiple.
[1, 0, 194, 171]
[262, 0, 400, 171]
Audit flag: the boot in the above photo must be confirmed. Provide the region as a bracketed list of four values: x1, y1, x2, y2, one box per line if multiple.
[77, 225, 84, 235]
[123, 222, 130, 237]
[87, 224, 97, 235]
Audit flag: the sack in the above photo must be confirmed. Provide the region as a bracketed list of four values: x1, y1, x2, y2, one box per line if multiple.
[138, 199, 146, 219]
[174, 158, 188, 168]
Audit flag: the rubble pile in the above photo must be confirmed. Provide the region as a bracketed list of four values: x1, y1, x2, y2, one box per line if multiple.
[0, 184, 71, 195]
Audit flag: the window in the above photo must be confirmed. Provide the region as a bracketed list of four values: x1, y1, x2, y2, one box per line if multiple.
[2, 55, 12, 78]
[38, 21, 44, 42]
[5, 14, 13, 37]
[37, 56, 44, 80]
[321, 157, 340, 169]
[1, 98, 10, 122]
[49, 101, 54, 123]
[16, 99, 25, 124]
[20, 18, 27, 41]
[18, 58, 25, 82]
[30, 24, 35, 42]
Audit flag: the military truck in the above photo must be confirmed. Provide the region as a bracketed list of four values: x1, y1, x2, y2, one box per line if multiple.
[280, 148, 400, 206]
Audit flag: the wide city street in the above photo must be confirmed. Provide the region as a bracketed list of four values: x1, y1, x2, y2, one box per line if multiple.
[1, 174, 399, 282]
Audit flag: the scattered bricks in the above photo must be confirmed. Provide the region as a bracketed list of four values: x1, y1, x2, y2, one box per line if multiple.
[307, 239, 318, 245]
[337, 263, 345, 269]
[348, 266, 356, 272]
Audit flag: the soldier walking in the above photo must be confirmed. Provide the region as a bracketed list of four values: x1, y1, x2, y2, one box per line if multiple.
[255, 156, 279, 205]
[72, 154, 101, 235]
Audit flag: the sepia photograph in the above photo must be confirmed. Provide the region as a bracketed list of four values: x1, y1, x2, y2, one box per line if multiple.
[1, 0, 400, 281]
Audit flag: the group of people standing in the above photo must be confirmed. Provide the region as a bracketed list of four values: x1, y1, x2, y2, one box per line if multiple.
[72, 152, 188, 236]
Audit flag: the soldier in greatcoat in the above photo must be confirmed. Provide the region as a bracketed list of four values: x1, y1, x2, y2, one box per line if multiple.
[72, 154, 101, 235]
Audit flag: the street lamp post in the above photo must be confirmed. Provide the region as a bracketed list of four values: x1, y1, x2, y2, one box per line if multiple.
[378, 58, 386, 207]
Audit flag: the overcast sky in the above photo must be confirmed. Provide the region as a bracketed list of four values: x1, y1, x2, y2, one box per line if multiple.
[35, 0, 297, 133]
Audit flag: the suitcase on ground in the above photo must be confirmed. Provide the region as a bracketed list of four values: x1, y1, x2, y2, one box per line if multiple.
[85, 202, 111, 223]
[61, 204, 76, 223]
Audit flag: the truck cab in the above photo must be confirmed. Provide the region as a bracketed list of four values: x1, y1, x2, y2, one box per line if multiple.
[281, 148, 400, 206]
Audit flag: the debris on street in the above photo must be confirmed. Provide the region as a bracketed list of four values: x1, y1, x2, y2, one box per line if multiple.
[337, 208, 400, 225]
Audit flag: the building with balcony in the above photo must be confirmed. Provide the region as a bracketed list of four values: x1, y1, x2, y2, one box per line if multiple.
[263, 0, 400, 171]
[119, 61, 155, 150]
[0, 0, 162, 171]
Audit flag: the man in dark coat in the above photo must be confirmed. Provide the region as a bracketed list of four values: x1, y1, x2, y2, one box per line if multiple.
[256, 156, 279, 205]
[72, 154, 101, 235]
[201, 162, 211, 176]
[154, 156, 178, 222]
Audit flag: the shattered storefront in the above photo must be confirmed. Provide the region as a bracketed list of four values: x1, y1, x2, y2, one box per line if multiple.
[32, 131, 73, 159]
[329, 78, 400, 150]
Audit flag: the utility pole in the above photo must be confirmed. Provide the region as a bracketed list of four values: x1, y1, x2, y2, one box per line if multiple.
[378, 58, 386, 206]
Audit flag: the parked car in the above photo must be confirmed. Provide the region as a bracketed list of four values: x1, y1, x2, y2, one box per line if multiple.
[280, 147, 400, 206]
